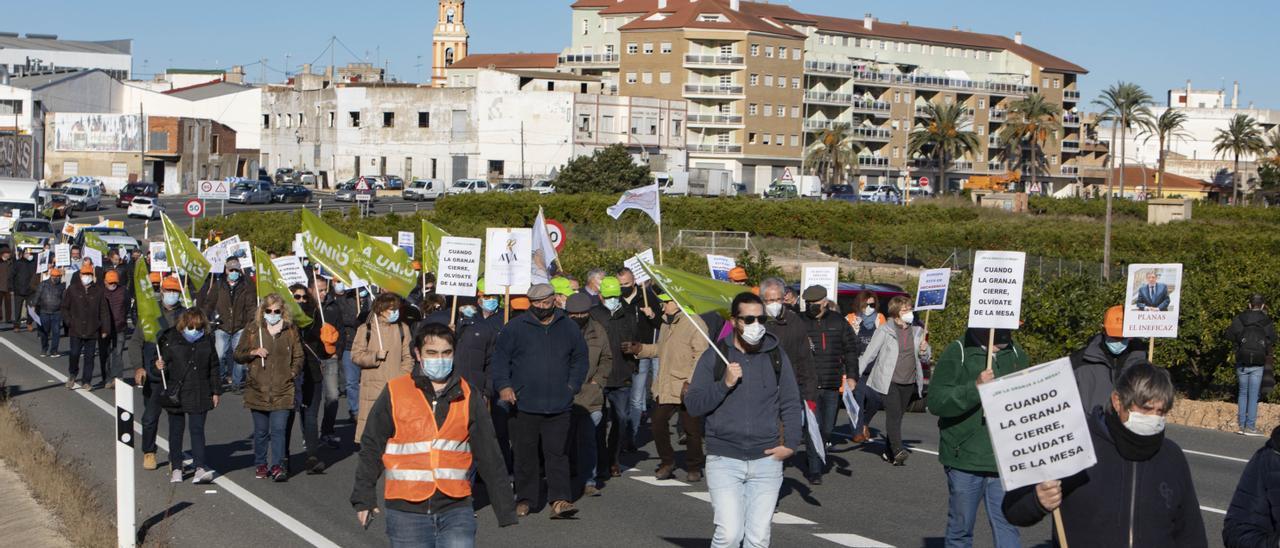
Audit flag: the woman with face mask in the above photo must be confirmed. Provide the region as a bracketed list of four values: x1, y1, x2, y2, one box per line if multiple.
[858, 296, 931, 466]
[156, 309, 221, 484]
[234, 293, 304, 482]
[351, 293, 414, 442]
[1003, 363, 1207, 547]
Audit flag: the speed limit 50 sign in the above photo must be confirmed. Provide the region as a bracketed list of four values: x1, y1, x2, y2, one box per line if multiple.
[185, 199, 204, 217]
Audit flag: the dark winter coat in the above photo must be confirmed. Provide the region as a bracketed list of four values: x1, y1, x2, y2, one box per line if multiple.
[1226, 310, 1277, 366]
[618, 286, 661, 344]
[805, 310, 860, 390]
[234, 320, 304, 412]
[102, 285, 129, 333]
[60, 280, 110, 339]
[11, 257, 37, 296]
[1070, 333, 1149, 415]
[157, 328, 221, 414]
[199, 277, 258, 334]
[454, 313, 498, 397]
[490, 309, 589, 415]
[766, 308, 817, 401]
[590, 303, 639, 388]
[33, 279, 63, 314]
[1224, 427, 1280, 547]
[0, 257, 12, 292]
[685, 333, 803, 460]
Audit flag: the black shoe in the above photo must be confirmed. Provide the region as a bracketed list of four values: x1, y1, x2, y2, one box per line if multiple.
[892, 450, 910, 466]
[305, 456, 326, 475]
[806, 474, 823, 486]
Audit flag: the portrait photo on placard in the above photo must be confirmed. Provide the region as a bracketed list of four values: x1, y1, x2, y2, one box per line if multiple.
[1126, 265, 1180, 313]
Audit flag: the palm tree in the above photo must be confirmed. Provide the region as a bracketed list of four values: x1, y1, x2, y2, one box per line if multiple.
[1213, 114, 1266, 204]
[1092, 82, 1153, 279]
[1140, 109, 1190, 198]
[998, 93, 1062, 193]
[804, 124, 862, 187]
[908, 102, 980, 195]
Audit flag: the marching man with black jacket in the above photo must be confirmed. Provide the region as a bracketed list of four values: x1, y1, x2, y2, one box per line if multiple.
[1226, 294, 1276, 436]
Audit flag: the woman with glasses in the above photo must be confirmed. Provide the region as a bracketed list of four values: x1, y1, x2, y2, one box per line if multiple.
[156, 309, 221, 484]
[858, 295, 930, 466]
[289, 284, 330, 474]
[235, 293, 304, 482]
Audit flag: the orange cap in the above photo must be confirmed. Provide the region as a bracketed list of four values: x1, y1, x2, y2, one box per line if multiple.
[1104, 305, 1125, 338]
[49, 268, 63, 277]
[149, 272, 162, 284]
[162, 277, 182, 292]
[104, 271, 119, 284]
[728, 266, 748, 282]
[510, 296, 530, 310]
[79, 263, 95, 275]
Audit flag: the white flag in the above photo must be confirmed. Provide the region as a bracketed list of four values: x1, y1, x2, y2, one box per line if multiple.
[531, 206, 559, 285]
[804, 405, 825, 465]
[606, 183, 661, 225]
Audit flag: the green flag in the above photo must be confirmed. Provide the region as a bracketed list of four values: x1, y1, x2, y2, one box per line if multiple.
[253, 247, 312, 329]
[639, 263, 747, 319]
[134, 258, 162, 343]
[300, 209, 358, 284]
[161, 213, 211, 281]
[355, 233, 417, 298]
[84, 230, 110, 255]
[12, 232, 39, 248]
[421, 219, 450, 276]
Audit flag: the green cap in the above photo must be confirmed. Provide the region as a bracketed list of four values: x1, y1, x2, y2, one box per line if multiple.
[600, 276, 622, 298]
[477, 277, 490, 296]
[656, 292, 672, 302]
[551, 277, 574, 296]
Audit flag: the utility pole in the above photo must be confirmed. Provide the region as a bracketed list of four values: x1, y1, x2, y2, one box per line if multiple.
[520, 121, 526, 182]
[139, 102, 145, 186]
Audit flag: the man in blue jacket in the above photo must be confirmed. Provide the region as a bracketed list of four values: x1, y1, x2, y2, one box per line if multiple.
[1134, 270, 1171, 311]
[685, 292, 802, 548]
[492, 283, 589, 520]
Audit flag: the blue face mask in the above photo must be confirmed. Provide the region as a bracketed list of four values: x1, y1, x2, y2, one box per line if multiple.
[460, 306, 477, 319]
[335, 282, 347, 294]
[481, 298, 499, 313]
[162, 292, 181, 307]
[359, 288, 369, 298]
[182, 328, 204, 343]
[264, 313, 283, 326]
[1105, 339, 1129, 355]
[227, 270, 241, 282]
[386, 309, 400, 324]
[421, 358, 453, 381]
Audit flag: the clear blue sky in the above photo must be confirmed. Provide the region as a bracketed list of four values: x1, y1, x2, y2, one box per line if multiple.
[34, 0, 1280, 109]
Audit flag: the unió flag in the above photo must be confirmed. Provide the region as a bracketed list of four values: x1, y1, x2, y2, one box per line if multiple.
[638, 263, 745, 318]
[421, 219, 450, 276]
[355, 233, 417, 298]
[161, 213, 211, 281]
[531, 206, 559, 285]
[606, 183, 661, 225]
[253, 247, 312, 329]
[300, 209, 358, 285]
[134, 258, 162, 343]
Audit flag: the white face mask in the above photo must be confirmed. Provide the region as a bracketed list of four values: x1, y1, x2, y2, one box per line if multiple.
[864, 305, 875, 315]
[81, 275, 95, 286]
[900, 311, 915, 325]
[765, 302, 784, 318]
[740, 322, 767, 345]
[1123, 411, 1166, 436]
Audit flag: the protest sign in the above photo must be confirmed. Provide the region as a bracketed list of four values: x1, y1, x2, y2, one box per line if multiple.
[356, 233, 417, 297]
[436, 236, 483, 297]
[301, 210, 358, 284]
[484, 228, 532, 295]
[1122, 263, 1183, 339]
[149, 241, 169, 273]
[202, 235, 240, 273]
[35, 251, 49, 274]
[978, 357, 1097, 492]
[800, 262, 839, 309]
[134, 258, 162, 343]
[968, 251, 1026, 330]
[228, 241, 254, 273]
[706, 255, 736, 281]
[625, 248, 656, 284]
[54, 244, 70, 267]
[372, 236, 394, 247]
[915, 268, 952, 312]
[254, 248, 312, 328]
[397, 231, 415, 258]
[272, 255, 309, 287]
[293, 233, 307, 258]
[161, 213, 210, 281]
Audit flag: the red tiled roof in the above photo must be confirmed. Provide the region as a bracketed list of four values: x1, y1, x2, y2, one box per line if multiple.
[448, 53, 559, 70]
[1113, 166, 1210, 191]
[616, 0, 805, 39]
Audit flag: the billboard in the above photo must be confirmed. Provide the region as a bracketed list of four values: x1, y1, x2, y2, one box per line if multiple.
[0, 135, 34, 178]
[53, 113, 143, 152]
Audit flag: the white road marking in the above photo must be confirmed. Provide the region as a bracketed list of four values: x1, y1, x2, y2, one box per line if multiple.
[814, 533, 895, 547]
[684, 491, 711, 502]
[772, 512, 816, 525]
[0, 336, 341, 548]
[1201, 506, 1227, 515]
[1184, 449, 1249, 464]
[629, 475, 689, 487]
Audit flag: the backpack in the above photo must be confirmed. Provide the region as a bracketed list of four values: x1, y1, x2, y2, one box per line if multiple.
[712, 339, 783, 383]
[1239, 320, 1272, 365]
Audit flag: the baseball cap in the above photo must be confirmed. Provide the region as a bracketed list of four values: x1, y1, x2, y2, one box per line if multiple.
[162, 277, 182, 292]
[104, 271, 119, 284]
[600, 276, 622, 298]
[728, 267, 748, 282]
[550, 277, 573, 297]
[566, 293, 592, 313]
[510, 296, 531, 310]
[1104, 305, 1125, 338]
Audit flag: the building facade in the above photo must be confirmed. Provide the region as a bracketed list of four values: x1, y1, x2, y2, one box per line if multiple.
[0, 33, 132, 80]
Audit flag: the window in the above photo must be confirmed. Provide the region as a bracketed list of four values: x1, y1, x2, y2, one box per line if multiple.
[383, 112, 395, 127]
[578, 114, 592, 133]
[547, 81, 555, 91]
[659, 71, 671, 84]
[748, 104, 758, 116]
[762, 134, 771, 145]
[349, 111, 361, 127]
[149, 131, 168, 150]
[776, 106, 785, 117]
[285, 114, 292, 128]
[627, 43, 638, 55]
[779, 46, 788, 58]
[1042, 78, 1049, 88]
[210, 133, 220, 153]
[750, 44, 759, 56]
[793, 48, 801, 60]
[262, 114, 270, 128]
[977, 99, 986, 109]
[792, 77, 800, 89]
[896, 42, 904, 53]
[749, 132, 758, 144]
[977, 126, 985, 136]
[298, 112, 305, 126]
[418, 112, 430, 127]
[581, 19, 588, 35]
[987, 52, 994, 61]
[111, 162, 128, 178]
[775, 134, 783, 146]
[601, 115, 615, 132]
[720, 44, 734, 56]
[790, 135, 800, 147]
[891, 120, 900, 130]
[749, 74, 759, 86]
[964, 49, 971, 59]
[894, 92, 901, 103]
[660, 42, 672, 54]
[1053, 79, 1061, 89]
[763, 104, 772, 117]
[790, 106, 800, 118]
[0, 99, 22, 115]
[625, 73, 637, 84]
[643, 43, 654, 54]
[907, 43, 914, 53]
[764, 75, 774, 87]
[765, 46, 774, 58]
[327, 112, 335, 128]
[62, 161, 78, 176]
[642, 72, 652, 84]
[1049, 155, 1058, 165]
[892, 147, 900, 159]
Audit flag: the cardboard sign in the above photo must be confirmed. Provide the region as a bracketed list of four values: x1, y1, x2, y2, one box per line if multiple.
[968, 251, 1026, 330]
[54, 244, 71, 267]
[36, 251, 50, 274]
[202, 236, 241, 273]
[272, 255, 309, 287]
[372, 236, 394, 247]
[83, 247, 102, 268]
[149, 241, 170, 273]
[626, 248, 656, 284]
[228, 242, 254, 273]
[436, 236, 483, 297]
[800, 262, 839, 308]
[915, 268, 952, 311]
[484, 228, 532, 295]
[1123, 263, 1183, 339]
[397, 231, 416, 258]
[978, 357, 1098, 491]
[706, 254, 736, 281]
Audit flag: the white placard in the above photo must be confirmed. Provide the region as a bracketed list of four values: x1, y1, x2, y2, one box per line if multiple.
[484, 228, 532, 295]
[706, 254, 736, 281]
[272, 256, 309, 287]
[372, 236, 394, 247]
[625, 248, 656, 284]
[397, 231, 415, 258]
[202, 236, 241, 273]
[36, 251, 49, 274]
[149, 241, 169, 273]
[978, 357, 1098, 491]
[293, 233, 307, 258]
[228, 241, 254, 273]
[83, 246, 102, 268]
[197, 180, 230, 201]
[800, 262, 839, 308]
[436, 236, 483, 297]
[1123, 263, 1183, 339]
[968, 251, 1026, 330]
[54, 244, 71, 267]
[915, 268, 952, 312]
[189, 238, 204, 251]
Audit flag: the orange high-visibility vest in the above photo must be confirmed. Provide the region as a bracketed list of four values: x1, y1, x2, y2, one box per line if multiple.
[381, 375, 473, 502]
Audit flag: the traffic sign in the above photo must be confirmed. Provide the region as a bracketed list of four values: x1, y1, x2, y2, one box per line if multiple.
[185, 199, 203, 217]
[918, 176, 931, 188]
[198, 180, 230, 201]
[356, 193, 372, 202]
[780, 167, 794, 182]
[355, 179, 371, 192]
[545, 219, 567, 252]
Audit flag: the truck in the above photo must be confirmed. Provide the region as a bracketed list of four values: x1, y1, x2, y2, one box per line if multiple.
[764, 175, 822, 199]
[656, 168, 736, 197]
[0, 178, 41, 235]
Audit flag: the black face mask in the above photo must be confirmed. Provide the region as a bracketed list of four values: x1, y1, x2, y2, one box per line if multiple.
[621, 285, 636, 298]
[572, 316, 589, 328]
[663, 313, 678, 324]
[804, 306, 823, 319]
[531, 306, 555, 320]
[1104, 410, 1163, 461]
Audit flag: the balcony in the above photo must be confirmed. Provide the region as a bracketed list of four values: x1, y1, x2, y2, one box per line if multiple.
[803, 61, 1038, 96]
[683, 54, 745, 69]
[1064, 90, 1081, 102]
[1061, 165, 1080, 175]
[988, 161, 1005, 172]
[688, 143, 743, 155]
[686, 114, 745, 127]
[557, 53, 619, 67]
[989, 109, 1007, 122]
[683, 84, 745, 98]
[804, 119, 836, 132]
[850, 99, 892, 116]
[1061, 140, 1081, 152]
[804, 91, 854, 106]
[850, 126, 892, 141]
[988, 136, 1001, 148]
[857, 156, 890, 168]
[1063, 114, 1082, 127]
[915, 106, 974, 118]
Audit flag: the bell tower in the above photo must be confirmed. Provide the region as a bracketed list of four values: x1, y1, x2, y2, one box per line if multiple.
[432, 0, 468, 86]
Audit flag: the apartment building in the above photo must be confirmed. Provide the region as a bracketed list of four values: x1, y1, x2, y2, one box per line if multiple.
[560, 0, 1090, 192]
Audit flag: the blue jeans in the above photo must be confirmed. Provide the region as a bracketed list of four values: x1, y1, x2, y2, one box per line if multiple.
[806, 389, 841, 474]
[628, 358, 657, 444]
[38, 312, 61, 354]
[604, 386, 631, 466]
[384, 506, 477, 548]
[944, 467, 1021, 548]
[320, 357, 340, 435]
[342, 350, 360, 417]
[251, 409, 290, 468]
[215, 329, 244, 387]
[1238, 365, 1264, 429]
[706, 455, 784, 548]
[573, 408, 603, 488]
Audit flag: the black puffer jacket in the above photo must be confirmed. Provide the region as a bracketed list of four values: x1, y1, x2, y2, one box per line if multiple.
[591, 303, 638, 388]
[454, 313, 498, 397]
[1226, 309, 1276, 366]
[1224, 427, 1280, 547]
[618, 287, 661, 344]
[766, 308, 816, 401]
[1070, 333, 1148, 415]
[805, 311, 859, 390]
[157, 328, 221, 414]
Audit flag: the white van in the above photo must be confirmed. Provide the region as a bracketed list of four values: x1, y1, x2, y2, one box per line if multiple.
[403, 179, 443, 201]
[64, 182, 103, 211]
[446, 179, 490, 195]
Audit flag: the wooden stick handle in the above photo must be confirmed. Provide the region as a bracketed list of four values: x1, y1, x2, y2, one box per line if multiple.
[985, 328, 996, 372]
[1149, 337, 1155, 362]
[1053, 507, 1069, 548]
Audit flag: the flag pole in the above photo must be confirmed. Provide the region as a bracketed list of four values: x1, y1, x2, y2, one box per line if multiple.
[638, 262, 729, 366]
[1053, 508, 1069, 547]
[310, 265, 325, 325]
[657, 222, 664, 265]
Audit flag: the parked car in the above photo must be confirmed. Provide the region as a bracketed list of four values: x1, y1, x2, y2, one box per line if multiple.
[272, 184, 313, 203]
[530, 180, 556, 194]
[335, 182, 376, 203]
[860, 184, 903, 204]
[384, 176, 404, 190]
[64, 183, 102, 211]
[764, 183, 798, 200]
[9, 218, 54, 251]
[273, 168, 297, 184]
[296, 171, 317, 185]
[496, 182, 526, 193]
[126, 197, 164, 219]
[116, 182, 159, 208]
[71, 226, 139, 254]
[403, 179, 443, 201]
[228, 181, 273, 204]
[446, 179, 490, 195]
[828, 184, 860, 203]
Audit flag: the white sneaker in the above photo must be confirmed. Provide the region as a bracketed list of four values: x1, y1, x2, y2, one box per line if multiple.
[193, 468, 214, 484]
[170, 469, 183, 483]
[71, 382, 82, 390]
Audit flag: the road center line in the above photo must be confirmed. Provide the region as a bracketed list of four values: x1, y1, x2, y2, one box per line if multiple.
[1201, 505, 1227, 515]
[1183, 449, 1249, 464]
[0, 335, 341, 548]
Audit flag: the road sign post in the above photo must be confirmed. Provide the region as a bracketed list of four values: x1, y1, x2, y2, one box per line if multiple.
[115, 378, 136, 548]
[185, 199, 203, 238]
[198, 180, 229, 219]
